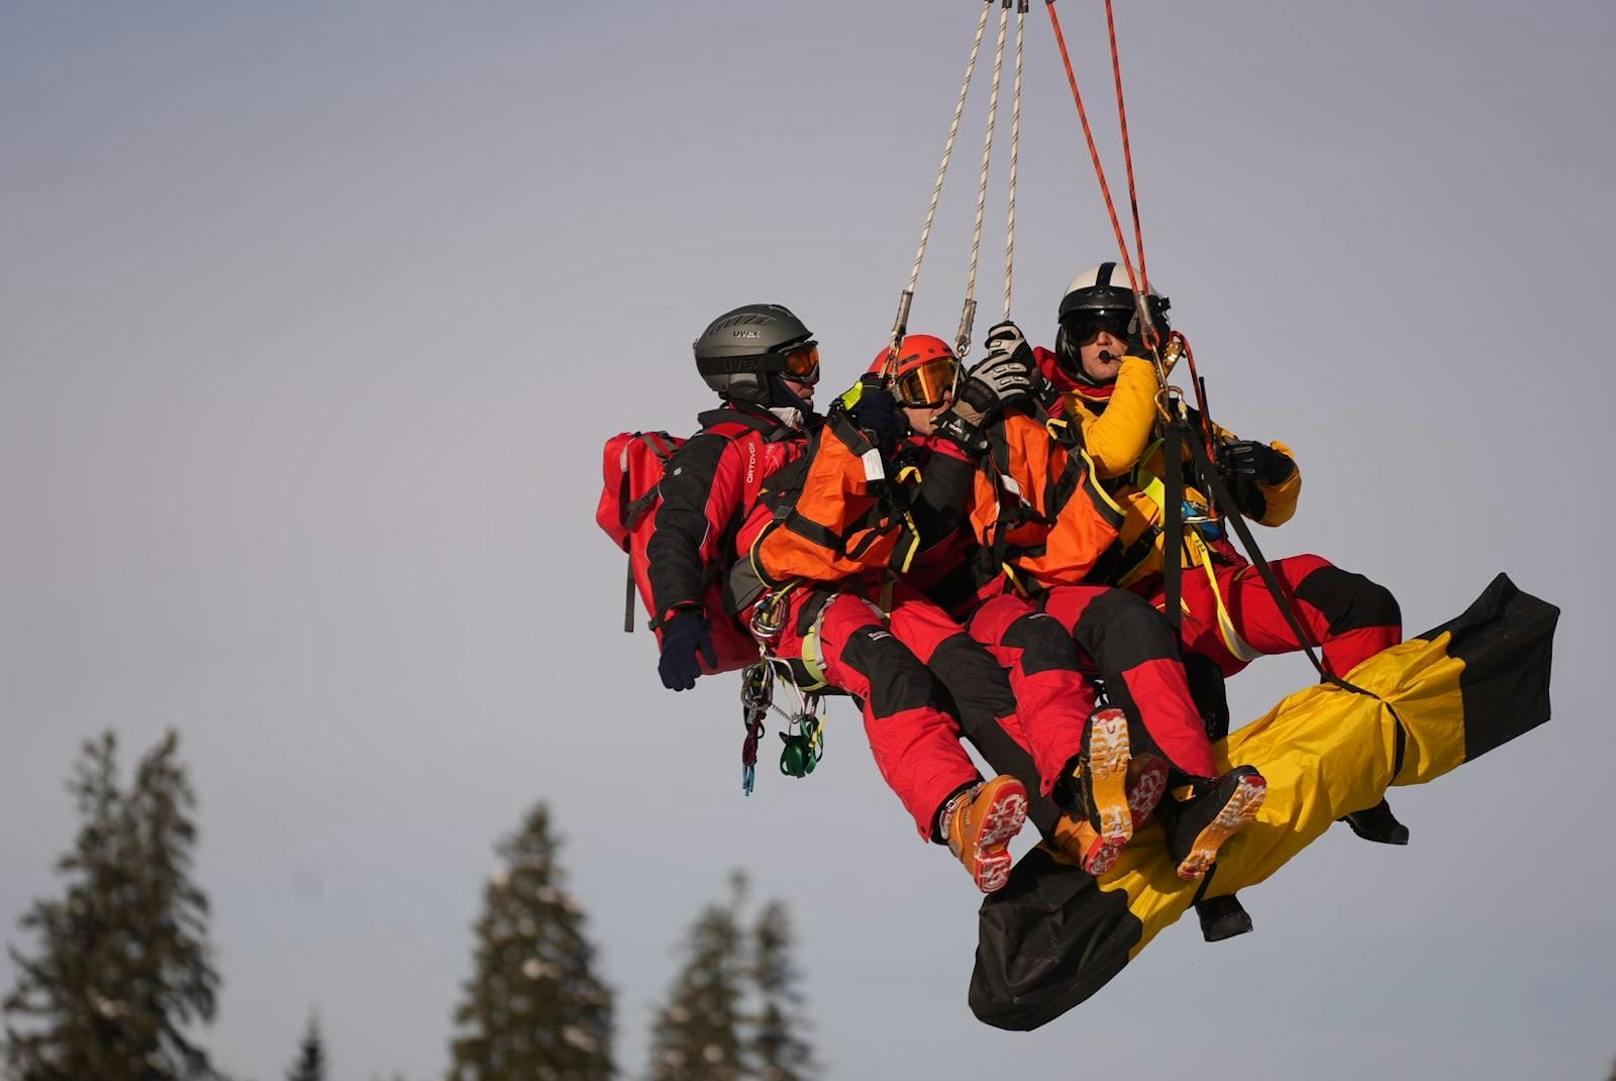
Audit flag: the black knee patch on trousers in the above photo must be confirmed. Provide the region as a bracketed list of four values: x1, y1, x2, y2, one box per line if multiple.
[1002, 613, 1084, 676]
[930, 632, 1020, 722]
[1295, 566, 1402, 634]
[1070, 589, 1181, 670]
[840, 626, 937, 717]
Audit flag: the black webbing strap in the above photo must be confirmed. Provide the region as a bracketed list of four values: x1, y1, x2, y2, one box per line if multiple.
[623, 552, 636, 633]
[1160, 418, 1185, 637]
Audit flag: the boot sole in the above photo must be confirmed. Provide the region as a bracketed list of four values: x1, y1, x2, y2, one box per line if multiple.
[1086, 709, 1133, 851]
[969, 779, 1030, 893]
[1081, 754, 1170, 876]
[1176, 773, 1267, 882]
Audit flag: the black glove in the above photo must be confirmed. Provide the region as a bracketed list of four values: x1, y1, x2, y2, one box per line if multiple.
[658, 610, 717, 691]
[846, 375, 902, 451]
[1218, 440, 1295, 486]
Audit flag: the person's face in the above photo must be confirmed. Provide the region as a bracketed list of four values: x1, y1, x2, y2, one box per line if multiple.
[902, 387, 953, 436]
[777, 341, 820, 407]
[781, 376, 815, 407]
[1071, 311, 1133, 383]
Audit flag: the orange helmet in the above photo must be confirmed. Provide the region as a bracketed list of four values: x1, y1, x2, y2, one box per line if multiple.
[869, 334, 960, 407]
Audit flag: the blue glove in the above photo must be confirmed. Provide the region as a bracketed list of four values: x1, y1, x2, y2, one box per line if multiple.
[658, 611, 718, 691]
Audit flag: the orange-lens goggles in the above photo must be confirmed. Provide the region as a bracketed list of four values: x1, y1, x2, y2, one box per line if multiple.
[780, 342, 821, 383]
[894, 357, 959, 407]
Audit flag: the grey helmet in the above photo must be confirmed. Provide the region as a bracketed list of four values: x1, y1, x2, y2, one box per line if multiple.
[692, 303, 815, 405]
[1054, 262, 1170, 384]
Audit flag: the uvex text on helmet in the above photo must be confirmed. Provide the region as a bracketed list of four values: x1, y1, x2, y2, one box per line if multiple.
[692, 303, 814, 405]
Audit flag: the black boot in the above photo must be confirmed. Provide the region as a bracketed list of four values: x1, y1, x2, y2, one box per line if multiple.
[1341, 798, 1410, 845]
[1168, 765, 1267, 881]
[1194, 894, 1254, 943]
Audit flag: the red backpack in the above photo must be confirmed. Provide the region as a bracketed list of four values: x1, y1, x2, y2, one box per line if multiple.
[596, 426, 760, 674]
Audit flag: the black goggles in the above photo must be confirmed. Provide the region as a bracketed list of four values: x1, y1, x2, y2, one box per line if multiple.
[1063, 310, 1135, 343]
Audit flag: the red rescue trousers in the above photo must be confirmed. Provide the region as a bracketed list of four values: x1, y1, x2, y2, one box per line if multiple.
[766, 588, 981, 840]
[1141, 554, 1403, 681]
[962, 593, 1096, 796]
[1035, 585, 1219, 782]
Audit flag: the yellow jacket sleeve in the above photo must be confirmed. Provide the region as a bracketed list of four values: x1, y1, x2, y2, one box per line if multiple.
[1075, 357, 1158, 479]
[1255, 438, 1301, 526]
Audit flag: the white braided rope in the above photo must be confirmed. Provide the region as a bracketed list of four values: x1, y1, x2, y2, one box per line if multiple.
[904, 2, 993, 301]
[958, 2, 1011, 356]
[1003, 5, 1024, 323]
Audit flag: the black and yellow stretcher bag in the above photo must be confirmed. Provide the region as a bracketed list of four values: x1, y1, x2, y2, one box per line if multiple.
[969, 574, 1558, 1030]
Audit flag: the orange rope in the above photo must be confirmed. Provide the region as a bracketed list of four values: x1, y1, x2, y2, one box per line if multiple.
[1103, 0, 1148, 295]
[1044, 2, 1142, 305]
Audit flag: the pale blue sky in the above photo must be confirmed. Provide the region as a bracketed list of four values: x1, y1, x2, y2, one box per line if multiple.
[3, 2, 1614, 1078]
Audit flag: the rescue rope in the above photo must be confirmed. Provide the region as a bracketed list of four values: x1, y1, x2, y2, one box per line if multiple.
[957, 1, 1013, 357]
[1103, 0, 1148, 295]
[1044, 1, 1169, 385]
[888, 0, 995, 369]
[1002, 1, 1027, 325]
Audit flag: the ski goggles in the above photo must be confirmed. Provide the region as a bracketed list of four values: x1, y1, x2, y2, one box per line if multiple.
[776, 341, 821, 385]
[1063, 310, 1135, 343]
[893, 356, 960, 408]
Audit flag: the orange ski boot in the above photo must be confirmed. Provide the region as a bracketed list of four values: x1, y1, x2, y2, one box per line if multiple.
[1050, 750, 1170, 875]
[944, 775, 1030, 893]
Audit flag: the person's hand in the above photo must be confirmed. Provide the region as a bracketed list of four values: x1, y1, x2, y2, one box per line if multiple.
[1217, 440, 1295, 486]
[658, 611, 717, 691]
[982, 321, 1033, 366]
[845, 375, 902, 450]
[956, 344, 1034, 422]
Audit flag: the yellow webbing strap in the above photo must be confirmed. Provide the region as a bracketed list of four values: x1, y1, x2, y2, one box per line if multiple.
[1182, 531, 1264, 663]
[797, 599, 833, 692]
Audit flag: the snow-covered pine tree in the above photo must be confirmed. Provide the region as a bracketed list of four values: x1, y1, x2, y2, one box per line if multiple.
[746, 901, 817, 1081]
[646, 875, 748, 1081]
[285, 1014, 325, 1081]
[2, 730, 224, 1081]
[445, 803, 613, 1081]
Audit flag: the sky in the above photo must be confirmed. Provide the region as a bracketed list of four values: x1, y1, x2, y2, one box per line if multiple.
[3, 1, 1614, 1078]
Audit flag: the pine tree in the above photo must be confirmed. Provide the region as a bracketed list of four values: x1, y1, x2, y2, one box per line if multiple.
[445, 803, 613, 1081]
[746, 902, 817, 1081]
[3, 730, 223, 1081]
[646, 875, 748, 1081]
[285, 1014, 324, 1081]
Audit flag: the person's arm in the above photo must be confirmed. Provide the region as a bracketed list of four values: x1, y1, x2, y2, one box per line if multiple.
[1213, 426, 1300, 525]
[1076, 357, 1160, 479]
[645, 433, 746, 625]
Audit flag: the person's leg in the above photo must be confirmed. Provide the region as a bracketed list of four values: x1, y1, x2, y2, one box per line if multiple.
[956, 592, 1094, 793]
[1042, 584, 1217, 782]
[774, 590, 1027, 890]
[1218, 554, 1402, 680]
[881, 584, 1065, 838]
